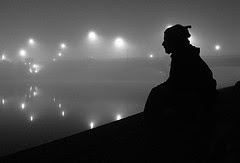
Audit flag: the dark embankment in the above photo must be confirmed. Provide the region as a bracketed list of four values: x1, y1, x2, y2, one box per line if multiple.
[1, 81, 240, 162]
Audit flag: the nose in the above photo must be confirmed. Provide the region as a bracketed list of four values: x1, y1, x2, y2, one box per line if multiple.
[162, 41, 165, 47]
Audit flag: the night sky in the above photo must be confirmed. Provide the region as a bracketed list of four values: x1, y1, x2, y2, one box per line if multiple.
[0, 0, 239, 61]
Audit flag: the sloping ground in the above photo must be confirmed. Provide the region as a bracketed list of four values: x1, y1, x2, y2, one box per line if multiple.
[1, 82, 240, 162]
[1, 113, 146, 162]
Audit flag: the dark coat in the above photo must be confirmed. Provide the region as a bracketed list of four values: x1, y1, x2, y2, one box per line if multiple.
[144, 45, 217, 126]
[163, 45, 216, 95]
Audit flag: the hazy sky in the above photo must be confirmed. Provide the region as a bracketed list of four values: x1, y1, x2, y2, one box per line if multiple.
[0, 0, 239, 60]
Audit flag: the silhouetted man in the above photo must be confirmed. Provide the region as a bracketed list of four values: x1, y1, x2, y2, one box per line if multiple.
[144, 24, 217, 162]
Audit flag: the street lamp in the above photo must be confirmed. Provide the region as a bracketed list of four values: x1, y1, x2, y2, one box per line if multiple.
[88, 31, 98, 42]
[215, 45, 220, 51]
[60, 43, 66, 49]
[114, 37, 125, 48]
[215, 44, 221, 55]
[114, 37, 128, 59]
[28, 38, 35, 46]
[166, 24, 173, 29]
[149, 54, 154, 58]
[19, 49, 27, 58]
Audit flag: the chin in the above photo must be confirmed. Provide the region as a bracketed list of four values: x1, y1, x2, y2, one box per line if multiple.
[165, 49, 171, 54]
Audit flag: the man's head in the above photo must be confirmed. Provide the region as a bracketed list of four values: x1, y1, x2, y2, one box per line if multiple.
[162, 24, 192, 54]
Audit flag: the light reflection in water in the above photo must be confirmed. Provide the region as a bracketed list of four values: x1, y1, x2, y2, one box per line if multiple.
[21, 103, 25, 110]
[33, 91, 37, 97]
[0, 81, 147, 157]
[2, 99, 5, 105]
[116, 114, 122, 120]
[90, 122, 94, 129]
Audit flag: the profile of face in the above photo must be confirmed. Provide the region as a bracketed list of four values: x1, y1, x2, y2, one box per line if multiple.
[162, 34, 176, 54]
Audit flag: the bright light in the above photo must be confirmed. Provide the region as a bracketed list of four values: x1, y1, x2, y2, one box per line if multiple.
[114, 37, 125, 48]
[58, 53, 62, 57]
[32, 64, 39, 68]
[30, 116, 34, 121]
[88, 31, 97, 41]
[149, 54, 154, 58]
[116, 114, 122, 120]
[60, 43, 66, 49]
[1, 54, 6, 60]
[28, 38, 35, 46]
[29, 68, 33, 73]
[215, 45, 221, 51]
[19, 49, 27, 57]
[90, 122, 94, 129]
[30, 86, 32, 92]
[58, 103, 62, 108]
[2, 99, 5, 105]
[62, 111, 65, 116]
[53, 58, 56, 62]
[33, 91, 37, 97]
[53, 98, 56, 102]
[31, 64, 41, 73]
[21, 103, 25, 110]
[166, 24, 173, 29]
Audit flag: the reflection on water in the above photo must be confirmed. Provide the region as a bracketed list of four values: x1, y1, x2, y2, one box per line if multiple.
[0, 81, 153, 157]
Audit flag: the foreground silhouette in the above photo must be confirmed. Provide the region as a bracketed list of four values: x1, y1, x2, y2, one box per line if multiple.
[144, 24, 217, 162]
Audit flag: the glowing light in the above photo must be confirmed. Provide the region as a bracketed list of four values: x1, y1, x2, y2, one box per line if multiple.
[166, 24, 173, 29]
[60, 43, 66, 49]
[33, 91, 37, 97]
[116, 114, 122, 120]
[21, 103, 25, 110]
[34, 70, 38, 73]
[30, 86, 32, 92]
[90, 122, 94, 129]
[62, 111, 65, 116]
[88, 31, 97, 41]
[1, 54, 6, 60]
[53, 98, 56, 102]
[58, 104, 62, 108]
[149, 54, 154, 58]
[29, 68, 33, 73]
[28, 38, 35, 46]
[30, 116, 33, 121]
[53, 58, 56, 62]
[58, 53, 62, 57]
[215, 45, 221, 51]
[32, 64, 39, 68]
[19, 49, 27, 57]
[114, 37, 125, 48]
[2, 99, 5, 105]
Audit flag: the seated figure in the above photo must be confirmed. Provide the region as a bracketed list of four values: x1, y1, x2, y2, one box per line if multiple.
[144, 24, 217, 162]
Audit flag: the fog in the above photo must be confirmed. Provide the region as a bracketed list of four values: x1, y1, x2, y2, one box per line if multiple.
[0, 54, 240, 156]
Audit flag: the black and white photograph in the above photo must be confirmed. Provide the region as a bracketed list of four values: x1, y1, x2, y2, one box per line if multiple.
[0, 0, 239, 162]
